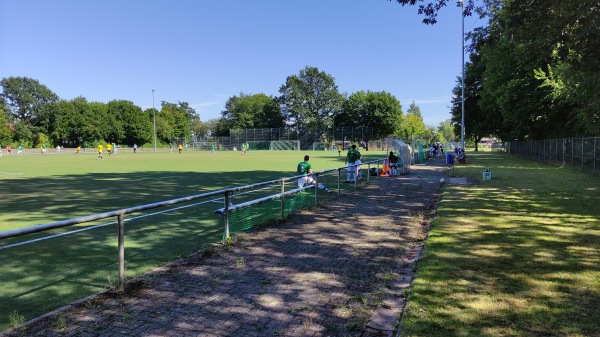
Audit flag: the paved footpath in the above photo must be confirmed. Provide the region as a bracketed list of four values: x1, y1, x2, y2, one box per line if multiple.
[2, 158, 447, 337]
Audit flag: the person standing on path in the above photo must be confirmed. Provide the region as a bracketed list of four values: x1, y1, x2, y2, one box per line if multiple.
[297, 155, 332, 193]
[389, 151, 399, 176]
[345, 144, 362, 182]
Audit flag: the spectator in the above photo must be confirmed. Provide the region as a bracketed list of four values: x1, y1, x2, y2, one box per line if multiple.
[297, 155, 332, 193]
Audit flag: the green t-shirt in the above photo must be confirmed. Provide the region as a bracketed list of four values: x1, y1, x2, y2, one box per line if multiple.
[297, 161, 312, 175]
[347, 149, 361, 162]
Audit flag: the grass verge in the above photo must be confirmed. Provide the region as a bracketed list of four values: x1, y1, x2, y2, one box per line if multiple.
[402, 151, 600, 336]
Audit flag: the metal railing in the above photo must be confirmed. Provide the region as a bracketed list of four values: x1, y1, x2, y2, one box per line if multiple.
[508, 137, 599, 175]
[0, 159, 385, 291]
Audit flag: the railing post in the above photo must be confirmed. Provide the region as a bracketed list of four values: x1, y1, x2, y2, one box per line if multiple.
[117, 213, 125, 291]
[367, 163, 371, 184]
[337, 168, 341, 196]
[314, 173, 318, 206]
[280, 180, 285, 219]
[223, 192, 230, 240]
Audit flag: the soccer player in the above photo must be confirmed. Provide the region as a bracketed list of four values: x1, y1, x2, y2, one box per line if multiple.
[97, 143, 104, 160]
[106, 143, 113, 155]
[76, 146, 80, 154]
[178, 144, 183, 154]
[297, 155, 332, 193]
[211, 143, 216, 155]
[388, 151, 399, 176]
[18, 145, 23, 156]
[6, 145, 11, 155]
[337, 145, 342, 157]
[344, 144, 362, 182]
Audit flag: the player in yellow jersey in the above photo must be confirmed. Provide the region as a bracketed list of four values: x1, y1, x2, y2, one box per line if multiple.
[97, 143, 104, 160]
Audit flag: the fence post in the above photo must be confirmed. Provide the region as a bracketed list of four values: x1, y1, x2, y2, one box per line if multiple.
[117, 213, 125, 291]
[223, 192, 230, 240]
[280, 180, 285, 219]
[581, 137, 585, 171]
[367, 163, 371, 184]
[594, 137, 597, 175]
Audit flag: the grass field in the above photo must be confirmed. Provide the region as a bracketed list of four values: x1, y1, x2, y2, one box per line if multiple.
[0, 148, 387, 330]
[402, 152, 600, 336]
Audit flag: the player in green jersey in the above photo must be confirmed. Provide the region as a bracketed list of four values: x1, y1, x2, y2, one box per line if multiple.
[344, 144, 362, 182]
[297, 155, 332, 193]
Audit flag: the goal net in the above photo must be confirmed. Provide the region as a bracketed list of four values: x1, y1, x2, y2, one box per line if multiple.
[247, 141, 270, 150]
[269, 140, 300, 151]
[312, 142, 331, 151]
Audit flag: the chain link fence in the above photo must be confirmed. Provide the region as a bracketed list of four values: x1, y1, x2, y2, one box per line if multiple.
[190, 126, 377, 151]
[508, 137, 600, 175]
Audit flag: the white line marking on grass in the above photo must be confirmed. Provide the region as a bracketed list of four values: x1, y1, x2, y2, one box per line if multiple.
[0, 172, 25, 176]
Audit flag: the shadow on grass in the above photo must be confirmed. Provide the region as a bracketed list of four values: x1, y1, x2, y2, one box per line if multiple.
[403, 152, 600, 336]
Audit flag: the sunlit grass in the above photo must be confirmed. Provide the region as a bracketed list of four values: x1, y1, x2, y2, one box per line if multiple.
[402, 152, 600, 337]
[0, 149, 387, 330]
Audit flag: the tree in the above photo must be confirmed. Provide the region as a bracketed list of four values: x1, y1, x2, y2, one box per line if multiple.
[390, 0, 478, 25]
[335, 90, 403, 140]
[107, 100, 151, 146]
[437, 120, 455, 143]
[0, 98, 14, 145]
[0, 77, 59, 126]
[158, 101, 196, 142]
[279, 66, 344, 130]
[399, 101, 427, 141]
[221, 93, 284, 130]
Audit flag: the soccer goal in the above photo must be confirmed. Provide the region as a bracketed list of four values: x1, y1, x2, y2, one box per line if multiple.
[269, 140, 300, 151]
[312, 142, 331, 151]
[247, 141, 270, 150]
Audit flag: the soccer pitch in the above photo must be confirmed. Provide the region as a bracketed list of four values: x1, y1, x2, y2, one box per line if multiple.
[0, 149, 385, 232]
[0, 148, 386, 329]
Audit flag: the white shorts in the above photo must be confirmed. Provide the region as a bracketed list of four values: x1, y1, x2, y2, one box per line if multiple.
[354, 159, 361, 171]
[298, 175, 315, 188]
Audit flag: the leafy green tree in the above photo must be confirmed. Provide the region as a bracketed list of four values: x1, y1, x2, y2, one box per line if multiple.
[108, 100, 151, 146]
[390, 0, 478, 25]
[399, 101, 427, 141]
[335, 90, 403, 140]
[0, 77, 59, 126]
[190, 117, 208, 138]
[157, 101, 196, 143]
[279, 66, 344, 130]
[220, 93, 284, 131]
[437, 120, 455, 143]
[0, 97, 15, 145]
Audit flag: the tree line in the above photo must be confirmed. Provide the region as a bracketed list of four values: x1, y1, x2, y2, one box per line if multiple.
[1, 67, 455, 149]
[392, 0, 600, 145]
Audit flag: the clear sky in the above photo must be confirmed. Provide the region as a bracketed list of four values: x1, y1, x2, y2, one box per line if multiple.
[0, 0, 480, 126]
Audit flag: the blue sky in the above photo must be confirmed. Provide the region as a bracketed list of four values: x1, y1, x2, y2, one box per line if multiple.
[0, 0, 480, 126]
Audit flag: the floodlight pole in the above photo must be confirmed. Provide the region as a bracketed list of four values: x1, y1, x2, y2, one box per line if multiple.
[460, 0, 465, 150]
[152, 89, 156, 152]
